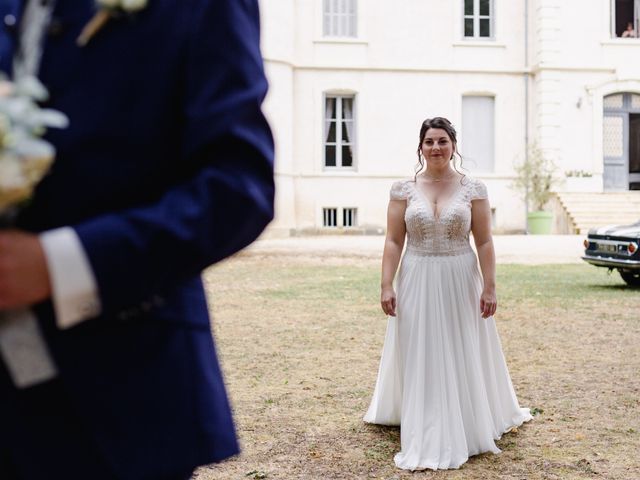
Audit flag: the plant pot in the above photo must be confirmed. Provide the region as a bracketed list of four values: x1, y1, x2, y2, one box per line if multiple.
[527, 211, 553, 234]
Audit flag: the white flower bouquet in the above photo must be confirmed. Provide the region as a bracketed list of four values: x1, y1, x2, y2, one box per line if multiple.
[0, 76, 68, 221]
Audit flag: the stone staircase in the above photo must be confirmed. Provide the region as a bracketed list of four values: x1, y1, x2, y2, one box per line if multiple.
[554, 192, 640, 234]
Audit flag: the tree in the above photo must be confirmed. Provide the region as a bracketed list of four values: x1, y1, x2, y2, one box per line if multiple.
[512, 144, 557, 212]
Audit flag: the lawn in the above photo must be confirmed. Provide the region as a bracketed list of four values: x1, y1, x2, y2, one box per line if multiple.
[196, 256, 640, 480]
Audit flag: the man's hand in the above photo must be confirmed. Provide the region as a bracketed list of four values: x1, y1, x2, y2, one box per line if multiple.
[0, 230, 51, 310]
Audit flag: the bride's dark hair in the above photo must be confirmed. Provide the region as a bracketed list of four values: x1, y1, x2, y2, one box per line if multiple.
[414, 117, 465, 182]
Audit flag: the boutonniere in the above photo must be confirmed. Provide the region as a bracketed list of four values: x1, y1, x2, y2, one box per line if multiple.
[76, 0, 148, 47]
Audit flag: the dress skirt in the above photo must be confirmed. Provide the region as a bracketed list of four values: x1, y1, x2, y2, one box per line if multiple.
[364, 249, 532, 470]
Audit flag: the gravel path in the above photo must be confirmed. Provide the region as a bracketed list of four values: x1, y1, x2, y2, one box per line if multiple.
[242, 235, 585, 264]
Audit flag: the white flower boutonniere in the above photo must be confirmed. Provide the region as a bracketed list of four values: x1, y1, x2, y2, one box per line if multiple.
[77, 0, 148, 47]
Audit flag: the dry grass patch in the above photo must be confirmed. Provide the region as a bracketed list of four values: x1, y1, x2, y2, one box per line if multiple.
[195, 257, 640, 480]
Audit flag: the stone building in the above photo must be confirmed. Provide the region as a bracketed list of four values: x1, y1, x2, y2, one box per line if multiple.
[259, 0, 640, 235]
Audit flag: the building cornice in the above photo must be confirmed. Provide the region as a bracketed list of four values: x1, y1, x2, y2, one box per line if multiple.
[530, 63, 617, 74]
[265, 57, 618, 76]
[264, 57, 528, 75]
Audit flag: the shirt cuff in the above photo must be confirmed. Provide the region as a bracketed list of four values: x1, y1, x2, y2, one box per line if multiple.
[40, 227, 102, 329]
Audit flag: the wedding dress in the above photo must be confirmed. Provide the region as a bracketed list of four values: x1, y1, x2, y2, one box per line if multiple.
[364, 177, 532, 470]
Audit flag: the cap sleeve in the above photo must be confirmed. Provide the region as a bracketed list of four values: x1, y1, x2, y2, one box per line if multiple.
[390, 180, 408, 201]
[469, 178, 488, 201]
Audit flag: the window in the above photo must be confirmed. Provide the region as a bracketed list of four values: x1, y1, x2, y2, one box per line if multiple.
[322, 207, 357, 227]
[463, 0, 493, 39]
[343, 208, 357, 227]
[611, 0, 639, 38]
[323, 0, 357, 37]
[461, 96, 495, 172]
[324, 95, 355, 168]
[323, 208, 338, 227]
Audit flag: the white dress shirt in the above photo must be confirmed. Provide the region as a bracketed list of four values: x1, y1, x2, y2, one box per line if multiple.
[40, 228, 102, 329]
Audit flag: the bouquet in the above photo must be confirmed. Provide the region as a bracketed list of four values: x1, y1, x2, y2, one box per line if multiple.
[0, 75, 68, 389]
[0, 75, 68, 222]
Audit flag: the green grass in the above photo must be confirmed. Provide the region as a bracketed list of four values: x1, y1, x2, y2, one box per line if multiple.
[215, 259, 637, 313]
[498, 263, 636, 304]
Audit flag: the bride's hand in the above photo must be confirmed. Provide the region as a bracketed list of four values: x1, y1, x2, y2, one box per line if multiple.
[381, 286, 397, 317]
[480, 288, 497, 318]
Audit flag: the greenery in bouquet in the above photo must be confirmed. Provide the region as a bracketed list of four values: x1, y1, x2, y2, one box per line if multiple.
[0, 75, 68, 218]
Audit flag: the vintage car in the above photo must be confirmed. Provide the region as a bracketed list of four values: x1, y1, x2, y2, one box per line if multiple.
[582, 221, 640, 286]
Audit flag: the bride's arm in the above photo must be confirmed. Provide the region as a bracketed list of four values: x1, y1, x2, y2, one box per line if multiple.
[380, 199, 407, 317]
[471, 198, 497, 318]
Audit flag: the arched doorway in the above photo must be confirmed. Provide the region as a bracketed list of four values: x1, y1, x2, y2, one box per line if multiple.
[603, 92, 640, 190]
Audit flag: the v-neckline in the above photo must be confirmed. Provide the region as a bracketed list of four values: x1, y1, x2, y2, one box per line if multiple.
[412, 178, 465, 221]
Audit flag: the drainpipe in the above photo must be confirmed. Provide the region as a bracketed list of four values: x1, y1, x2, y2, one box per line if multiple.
[524, 0, 530, 234]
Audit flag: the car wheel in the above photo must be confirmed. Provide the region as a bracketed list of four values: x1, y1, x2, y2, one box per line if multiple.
[619, 270, 640, 287]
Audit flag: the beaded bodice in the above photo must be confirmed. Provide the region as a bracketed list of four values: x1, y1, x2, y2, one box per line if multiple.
[390, 177, 488, 256]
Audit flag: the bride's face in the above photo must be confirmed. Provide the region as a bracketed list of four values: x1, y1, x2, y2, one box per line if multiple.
[421, 128, 454, 168]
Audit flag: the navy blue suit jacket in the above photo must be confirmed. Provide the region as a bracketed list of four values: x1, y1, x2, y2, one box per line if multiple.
[0, 0, 274, 478]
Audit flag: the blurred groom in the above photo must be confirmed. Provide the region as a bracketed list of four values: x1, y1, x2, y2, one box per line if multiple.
[0, 0, 274, 479]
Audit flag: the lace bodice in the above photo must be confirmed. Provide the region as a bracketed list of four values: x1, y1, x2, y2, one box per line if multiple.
[390, 177, 488, 256]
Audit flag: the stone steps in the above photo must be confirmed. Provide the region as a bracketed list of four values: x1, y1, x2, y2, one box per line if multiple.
[555, 192, 640, 234]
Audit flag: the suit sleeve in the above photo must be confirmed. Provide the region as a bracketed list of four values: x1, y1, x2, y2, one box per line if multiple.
[71, 0, 275, 318]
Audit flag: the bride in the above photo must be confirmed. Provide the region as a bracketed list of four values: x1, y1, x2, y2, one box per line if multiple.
[364, 117, 531, 470]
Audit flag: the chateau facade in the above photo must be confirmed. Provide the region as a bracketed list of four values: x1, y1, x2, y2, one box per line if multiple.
[259, 0, 640, 235]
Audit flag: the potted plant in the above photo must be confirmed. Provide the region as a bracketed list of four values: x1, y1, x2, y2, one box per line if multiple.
[512, 144, 557, 234]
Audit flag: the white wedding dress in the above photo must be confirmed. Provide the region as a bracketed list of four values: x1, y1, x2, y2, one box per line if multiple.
[364, 177, 532, 471]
